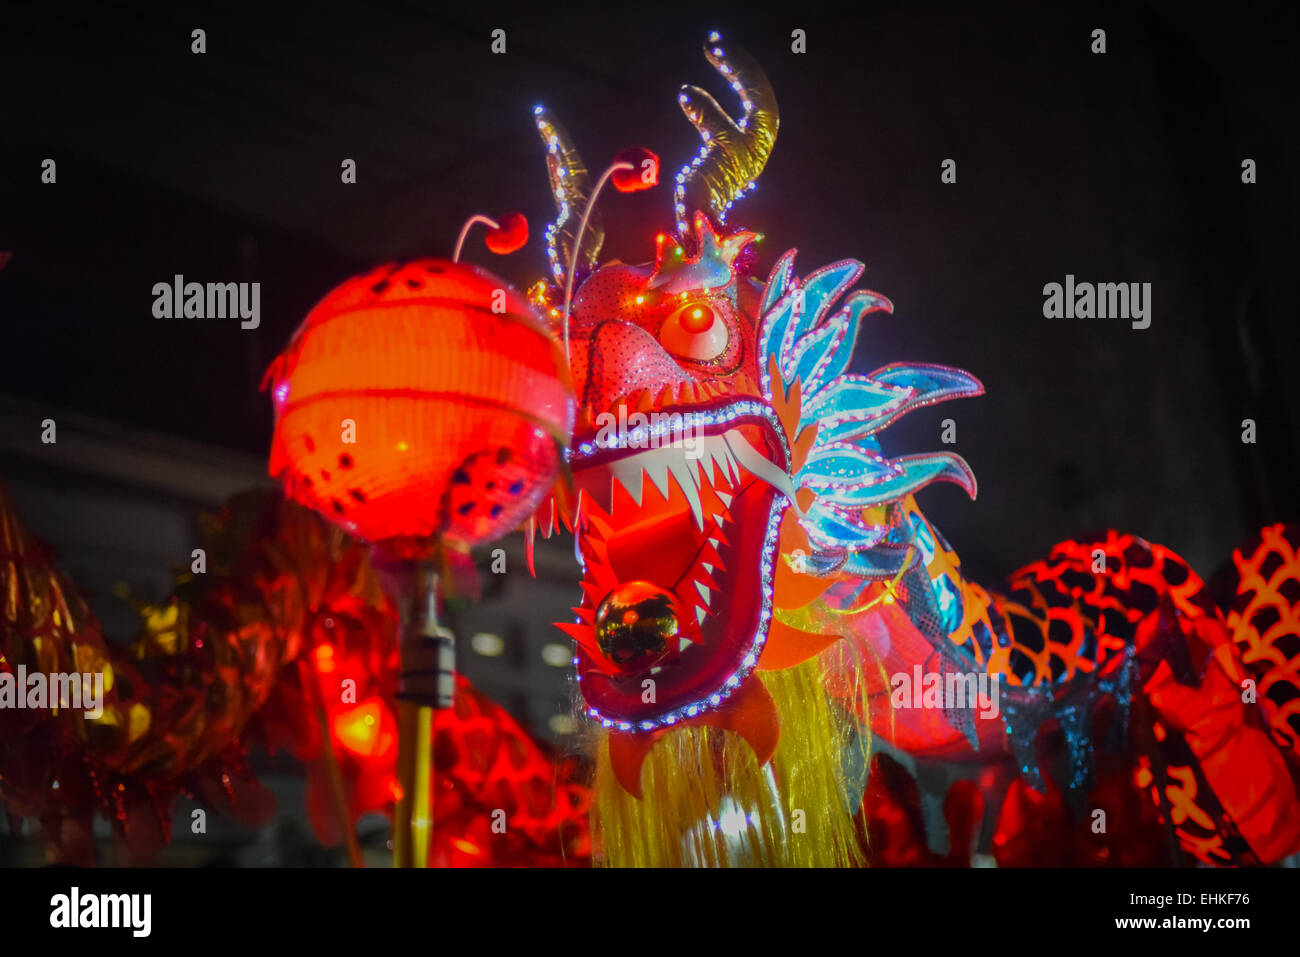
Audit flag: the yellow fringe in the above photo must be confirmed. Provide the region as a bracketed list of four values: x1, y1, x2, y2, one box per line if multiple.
[591, 655, 871, 867]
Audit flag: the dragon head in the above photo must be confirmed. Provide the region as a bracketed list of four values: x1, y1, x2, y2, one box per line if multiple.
[526, 35, 984, 801]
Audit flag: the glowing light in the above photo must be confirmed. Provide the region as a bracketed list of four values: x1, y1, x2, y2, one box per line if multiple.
[681, 304, 715, 334]
[471, 632, 505, 657]
[334, 699, 395, 758]
[715, 798, 751, 837]
[540, 642, 572, 667]
[548, 714, 577, 735]
[313, 644, 336, 674]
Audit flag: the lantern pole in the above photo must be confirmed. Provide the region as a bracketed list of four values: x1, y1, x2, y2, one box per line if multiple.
[389, 556, 455, 868]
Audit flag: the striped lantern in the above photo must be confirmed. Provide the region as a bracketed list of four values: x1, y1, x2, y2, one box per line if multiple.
[265, 259, 572, 546]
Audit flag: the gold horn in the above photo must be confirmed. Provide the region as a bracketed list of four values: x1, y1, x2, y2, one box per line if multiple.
[534, 106, 605, 282]
[675, 32, 779, 232]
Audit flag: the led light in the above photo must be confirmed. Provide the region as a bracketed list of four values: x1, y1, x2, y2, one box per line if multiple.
[471, 632, 505, 657]
[541, 642, 572, 667]
[549, 714, 577, 735]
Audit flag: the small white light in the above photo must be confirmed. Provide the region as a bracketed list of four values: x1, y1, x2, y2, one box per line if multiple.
[548, 714, 577, 735]
[540, 642, 572, 668]
[470, 632, 505, 657]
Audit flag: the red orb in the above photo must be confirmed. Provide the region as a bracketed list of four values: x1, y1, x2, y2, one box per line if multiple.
[612, 147, 660, 192]
[485, 212, 529, 254]
[266, 259, 573, 546]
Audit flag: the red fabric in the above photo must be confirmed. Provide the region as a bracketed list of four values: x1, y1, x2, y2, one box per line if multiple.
[1140, 611, 1300, 863]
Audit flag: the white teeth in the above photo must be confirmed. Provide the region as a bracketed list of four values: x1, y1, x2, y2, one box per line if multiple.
[692, 609, 706, 628]
[708, 536, 721, 551]
[644, 456, 673, 502]
[712, 442, 739, 484]
[725, 431, 800, 509]
[705, 442, 728, 484]
[702, 562, 715, 575]
[695, 581, 712, 606]
[609, 461, 643, 507]
[668, 458, 706, 530]
[572, 427, 786, 534]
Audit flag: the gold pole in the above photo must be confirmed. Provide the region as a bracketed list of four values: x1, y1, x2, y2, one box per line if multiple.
[393, 700, 419, 867]
[412, 704, 434, 867]
[391, 559, 453, 868]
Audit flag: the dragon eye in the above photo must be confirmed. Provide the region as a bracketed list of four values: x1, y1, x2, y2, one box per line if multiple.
[659, 301, 729, 361]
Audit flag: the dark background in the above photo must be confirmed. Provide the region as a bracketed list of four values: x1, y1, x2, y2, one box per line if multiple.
[1, 0, 1296, 585]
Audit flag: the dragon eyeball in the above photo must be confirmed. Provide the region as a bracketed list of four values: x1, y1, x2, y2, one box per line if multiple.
[659, 300, 729, 361]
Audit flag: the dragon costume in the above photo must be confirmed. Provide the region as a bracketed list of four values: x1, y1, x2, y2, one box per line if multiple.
[521, 34, 1300, 867]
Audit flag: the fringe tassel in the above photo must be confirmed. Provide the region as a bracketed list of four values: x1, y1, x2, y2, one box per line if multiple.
[590, 654, 871, 867]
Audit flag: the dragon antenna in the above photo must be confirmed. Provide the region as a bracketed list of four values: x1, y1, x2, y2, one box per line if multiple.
[674, 32, 779, 235]
[534, 106, 605, 286]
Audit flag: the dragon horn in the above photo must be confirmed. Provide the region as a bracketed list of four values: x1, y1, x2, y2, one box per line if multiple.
[674, 32, 779, 233]
[533, 105, 605, 283]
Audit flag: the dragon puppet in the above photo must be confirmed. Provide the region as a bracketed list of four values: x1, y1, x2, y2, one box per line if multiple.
[515, 34, 1300, 867]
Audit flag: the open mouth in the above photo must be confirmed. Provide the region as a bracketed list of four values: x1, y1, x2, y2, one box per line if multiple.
[548, 398, 793, 730]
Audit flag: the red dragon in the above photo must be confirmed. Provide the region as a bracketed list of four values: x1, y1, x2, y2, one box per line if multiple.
[520, 33, 1300, 867]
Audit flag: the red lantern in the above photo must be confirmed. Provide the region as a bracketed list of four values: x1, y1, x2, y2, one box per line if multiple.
[265, 259, 573, 546]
